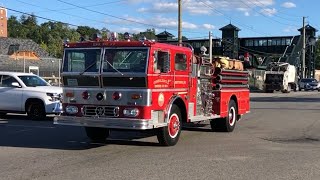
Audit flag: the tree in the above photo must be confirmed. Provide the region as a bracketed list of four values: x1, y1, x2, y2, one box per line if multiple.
[7, 16, 27, 38]
[76, 26, 100, 40]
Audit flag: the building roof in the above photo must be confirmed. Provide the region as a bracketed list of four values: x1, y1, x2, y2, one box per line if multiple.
[156, 30, 175, 37]
[298, 24, 318, 32]
[219, 23, 241, 31]
[0, 37, 50, 58]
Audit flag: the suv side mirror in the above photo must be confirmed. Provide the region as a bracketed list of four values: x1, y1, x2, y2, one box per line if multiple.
[11, 82, 21, 88]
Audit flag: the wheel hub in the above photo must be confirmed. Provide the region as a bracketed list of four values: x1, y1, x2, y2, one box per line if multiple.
[168, 114, 180, 138]
[228, 107, 236, 126]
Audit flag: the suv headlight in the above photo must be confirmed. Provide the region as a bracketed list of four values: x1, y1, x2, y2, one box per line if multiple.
[47, 93, 61, 102]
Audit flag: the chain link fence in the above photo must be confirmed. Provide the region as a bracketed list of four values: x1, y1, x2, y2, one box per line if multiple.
[0, 55, 61, 85]
[248, 69, 266, 91]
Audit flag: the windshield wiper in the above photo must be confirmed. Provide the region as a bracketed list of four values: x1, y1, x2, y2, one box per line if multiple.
[79, 62, 96, 75]
[105, 60, 124, 76]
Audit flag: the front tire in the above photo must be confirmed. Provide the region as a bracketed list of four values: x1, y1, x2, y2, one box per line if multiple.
[27, 101, 46, 120]
[210, 99, 237, 132]
[85, 127, 110, 142]
[157, 104, 182, 146]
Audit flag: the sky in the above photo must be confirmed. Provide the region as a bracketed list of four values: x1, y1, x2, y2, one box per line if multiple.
[1, 0, 319, 39]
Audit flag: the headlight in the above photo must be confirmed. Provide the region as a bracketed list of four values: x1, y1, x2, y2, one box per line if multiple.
[65, 106, 78, 114]
[123, 108, 139, 117]
[47, 93, 61, 101]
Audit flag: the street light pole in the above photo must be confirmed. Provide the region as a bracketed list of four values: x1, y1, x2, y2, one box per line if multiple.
[302, 16, 306, 78]
[23, 52, 26, 73]
[58, 59, 61, 87]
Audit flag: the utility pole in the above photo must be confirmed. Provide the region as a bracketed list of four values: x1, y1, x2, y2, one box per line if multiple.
[302, 16, 306, 78]
[178, 0, 182, 45]
[209, 31, 213, 63]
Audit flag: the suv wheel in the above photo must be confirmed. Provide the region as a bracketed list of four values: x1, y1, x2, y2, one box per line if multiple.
[27, 101, 46, 120]
[0, 112, 6, 117]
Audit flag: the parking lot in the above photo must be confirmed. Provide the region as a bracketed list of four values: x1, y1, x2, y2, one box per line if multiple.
[0, 91, 320, 180]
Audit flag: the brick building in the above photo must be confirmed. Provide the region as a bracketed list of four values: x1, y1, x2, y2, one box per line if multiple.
[0, 7, 7, 37]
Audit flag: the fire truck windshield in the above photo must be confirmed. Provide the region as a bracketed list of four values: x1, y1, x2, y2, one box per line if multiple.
[63, 49, 101, 73]
[103, 48, 148, 73]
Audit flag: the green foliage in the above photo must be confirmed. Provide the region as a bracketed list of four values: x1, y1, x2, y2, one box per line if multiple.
[7, 15, 158, 58]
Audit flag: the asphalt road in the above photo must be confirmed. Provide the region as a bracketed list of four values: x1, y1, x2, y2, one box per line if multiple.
[0, 91, 320, 180]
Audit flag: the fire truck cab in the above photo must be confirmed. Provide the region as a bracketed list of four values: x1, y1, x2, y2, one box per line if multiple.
[54, 35, 250, 146]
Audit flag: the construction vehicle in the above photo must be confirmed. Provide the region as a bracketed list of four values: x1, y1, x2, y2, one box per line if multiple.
[264, 62, 298, 93]
[54, 33, 250, 146]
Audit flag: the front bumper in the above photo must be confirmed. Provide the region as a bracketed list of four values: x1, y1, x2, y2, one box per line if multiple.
[54, 115, 166, 130]
[45, 101, 62, 114]
[305, 85, 319, 90]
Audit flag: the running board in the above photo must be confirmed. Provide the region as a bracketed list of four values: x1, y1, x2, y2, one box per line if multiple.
[189, 114, 221, 122]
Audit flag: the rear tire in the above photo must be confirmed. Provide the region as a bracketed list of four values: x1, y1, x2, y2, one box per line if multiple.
[85, 127, 110, 142]
[157, 104, 182, 146]
[210, 99, 237, 132]
[27, 101, 46, 120]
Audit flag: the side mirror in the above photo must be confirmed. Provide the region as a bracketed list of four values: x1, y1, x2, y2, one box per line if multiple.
[11, 82, 21, 88]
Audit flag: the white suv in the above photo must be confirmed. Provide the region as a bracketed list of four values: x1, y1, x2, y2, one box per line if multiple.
[0, 72, 62, 120]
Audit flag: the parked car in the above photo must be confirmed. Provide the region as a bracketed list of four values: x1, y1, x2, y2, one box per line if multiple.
[298, 78, 320, 91]
[0, 72, 62, 120]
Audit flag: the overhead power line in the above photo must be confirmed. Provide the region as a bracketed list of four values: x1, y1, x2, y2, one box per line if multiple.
[242, 0, 300, 26]
[195, 0, 271, 37]
[56, 0, 158, 29]
[4, 6, 79, 27]
[14, 0, 127, 14]
[13, 0, 113, 26]
[56, 0, 205, 35]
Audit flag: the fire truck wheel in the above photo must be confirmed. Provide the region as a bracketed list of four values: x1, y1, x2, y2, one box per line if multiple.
[27, 101, 46, 120]
[85, 127, 110, 142]
[210, 99, 237, 132]
[157, 104, 182, 146]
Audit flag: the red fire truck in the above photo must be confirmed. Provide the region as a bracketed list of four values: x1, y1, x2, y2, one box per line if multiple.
[54, 35, 250, 146]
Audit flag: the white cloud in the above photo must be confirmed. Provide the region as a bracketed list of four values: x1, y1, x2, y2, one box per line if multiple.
[138, 2, 177, 13]
[118, 27, 146, 34]
[186, 6, 212, 15]
[106, 15, 199, 32]
[253, 0, 274, 6]
[203, 24, 215, 30]
[260, 8, 277, 16]
[237, 7, 250, 17]
[281, 2, 296, 8]
[283, 26, 296, 33]
[135, 0, 275, 16]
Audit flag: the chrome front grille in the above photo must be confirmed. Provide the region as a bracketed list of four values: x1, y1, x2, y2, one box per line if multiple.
[82, 106, 119, 117]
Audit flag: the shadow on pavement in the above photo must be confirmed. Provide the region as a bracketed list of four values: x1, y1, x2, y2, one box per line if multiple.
[0, 115, 160, 150]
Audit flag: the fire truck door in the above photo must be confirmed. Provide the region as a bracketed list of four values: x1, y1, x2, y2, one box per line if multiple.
[153, 51, 174, 88]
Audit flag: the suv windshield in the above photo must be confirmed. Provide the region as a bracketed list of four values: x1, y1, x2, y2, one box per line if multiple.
[103, 48, 148, 73]
[63, 49, 101, 73]
[18, 75, 49, 87]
